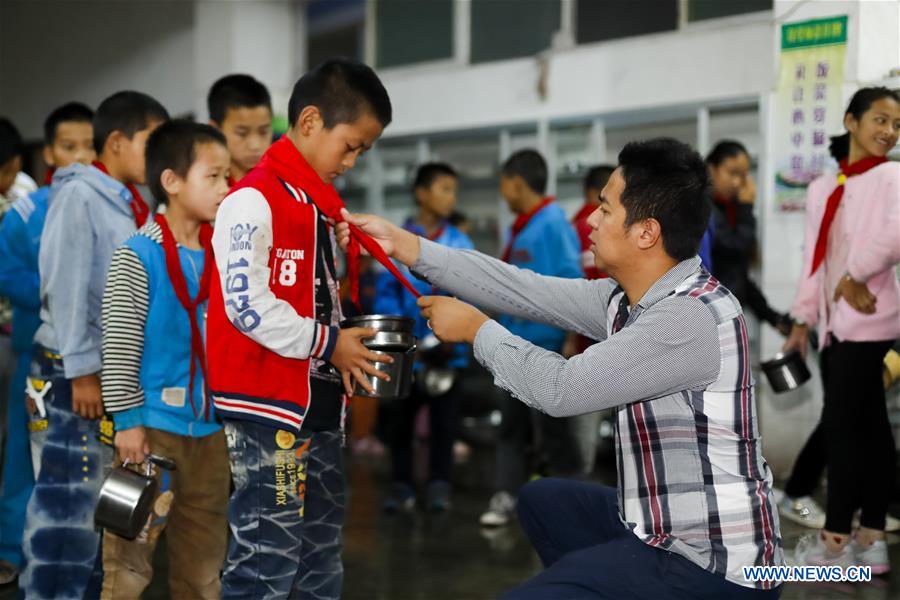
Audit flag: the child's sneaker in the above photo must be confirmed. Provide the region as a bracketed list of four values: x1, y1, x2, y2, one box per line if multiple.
[853, 539, 890, 575]
[792, 534, 854, 569]
[775, 488, 826, 529]
[479, 491, 516, 527]
[426, 480, 451, 513]
[383, 483, 416, 514]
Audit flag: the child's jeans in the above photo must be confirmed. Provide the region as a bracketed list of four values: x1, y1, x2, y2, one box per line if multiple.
[100, 427, 230, 599]
[19, 346, 113, 600]
[222, 420, 345, 600]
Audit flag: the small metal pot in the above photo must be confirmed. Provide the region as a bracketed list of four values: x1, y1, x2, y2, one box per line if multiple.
[761, 351, 811, 393]
[95, 454, 176, 540]
[342, 315, 416, 400]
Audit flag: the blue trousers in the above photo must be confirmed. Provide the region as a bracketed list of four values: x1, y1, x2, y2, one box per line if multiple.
[502, 479, 782, 599]
[0, 350, 34, 566]
[19, 347, 112, 600]
[222, 420, 345, 600]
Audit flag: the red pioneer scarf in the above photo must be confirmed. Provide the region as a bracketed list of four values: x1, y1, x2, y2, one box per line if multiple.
[43, 167, 56, 186]
[809, 155, 887, 276]
[259, 136, 421, 305]
[93, 161, 150, 227]
[501, 197, 554, 263]
[154, 214, 214, 421]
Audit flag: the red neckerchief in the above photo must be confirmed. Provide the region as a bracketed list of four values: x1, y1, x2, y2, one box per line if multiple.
[44, 167, 56, 186]
[93, 161, 150, 227]
[502, 197, 554, 263]
[427, 224, 446, 242]
[809, 155, 888, 276]
[259, 136, 421, 305]
[714, 194, 738, 229]
[227, 175, 237, 189]
[154, 214, 214, 421]
[573, 202, 595, 224]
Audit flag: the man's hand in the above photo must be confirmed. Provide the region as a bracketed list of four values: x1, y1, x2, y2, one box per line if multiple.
[115, 426, 150, 464]
[71, 373, 103, 420]
[834, 275, 876, 314]
[417, 296, 489, 344]
[331, 327, 393, 396]
[782, 323, 810, 361]
[336, 209, 421, 266]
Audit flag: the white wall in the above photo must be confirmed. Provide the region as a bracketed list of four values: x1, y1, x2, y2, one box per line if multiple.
[0, 0, 195, 139]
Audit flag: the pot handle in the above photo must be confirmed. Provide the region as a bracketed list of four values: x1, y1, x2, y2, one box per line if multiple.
[147, 454, 177, 471]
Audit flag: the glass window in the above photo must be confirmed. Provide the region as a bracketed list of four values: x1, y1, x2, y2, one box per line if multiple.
[471, 0, 560, 64]
[576, 0, 677, 44]
[687, 0, 772, 22]
[375, 0, 454, 68]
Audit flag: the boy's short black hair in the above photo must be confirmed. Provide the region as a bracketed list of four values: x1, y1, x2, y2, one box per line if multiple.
[93, 91, 169, 155]
[414, 162, 457, 190]
[0, 118, 24, 167]
[501, 149, 547, 195]
[145, 120, 227, 206]
[617, 138, 711, 262]
[43, 102, 94, 145]
[207, 74, 273, 124]
[288, 58, 392, 129]
[583, 164, 615, 192]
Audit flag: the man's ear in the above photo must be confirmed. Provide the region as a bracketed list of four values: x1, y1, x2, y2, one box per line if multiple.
[635, 217, 663, 251]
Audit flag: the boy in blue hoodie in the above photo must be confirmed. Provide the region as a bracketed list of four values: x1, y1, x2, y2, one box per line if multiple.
[0, 102, 94, 581]
[479, 149, 583, 528]
[21, 91, 168, 600]
[100, 120, 230, 599]
[374, 163, 474, 514]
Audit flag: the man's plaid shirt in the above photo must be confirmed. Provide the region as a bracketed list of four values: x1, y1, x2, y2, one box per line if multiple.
[413, 241, 783, 590]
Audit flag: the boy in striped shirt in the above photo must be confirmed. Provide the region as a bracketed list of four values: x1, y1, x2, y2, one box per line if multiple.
[100, 121, 231, 598]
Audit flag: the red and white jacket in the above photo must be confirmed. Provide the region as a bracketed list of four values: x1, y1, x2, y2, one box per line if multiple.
[207, 166, 341, 432]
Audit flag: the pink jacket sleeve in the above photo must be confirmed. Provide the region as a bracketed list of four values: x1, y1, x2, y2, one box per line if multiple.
[790, 176, 828, 326]
[847, 163, 900, 283]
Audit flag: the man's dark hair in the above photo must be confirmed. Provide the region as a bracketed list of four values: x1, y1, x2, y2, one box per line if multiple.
[501, 149, 547, 195]
[288, 58, 392, 129]
[93, 91, 169, 154]
[0, 118, 24, 167]
[207, 74, 272, 124]
[705, 139, 749, 167]
[414, 162, 457, 191]
[617, 138, 711, 261]
[43, 102, 94, 145]
[583, 164, 615, 192]
[145, 120, 227, 206]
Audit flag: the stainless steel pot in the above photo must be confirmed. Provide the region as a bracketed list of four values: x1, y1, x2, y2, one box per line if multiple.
[95, 454, 176, 540]
[761, 351, 811, 393]
[342, 315, 416, 399]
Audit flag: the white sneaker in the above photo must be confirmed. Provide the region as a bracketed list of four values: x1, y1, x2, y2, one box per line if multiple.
[792, 534, 854, 569]
[775, 489, 826, 529]
[853, 539, 890, 575]
[479, 491, 516, 527]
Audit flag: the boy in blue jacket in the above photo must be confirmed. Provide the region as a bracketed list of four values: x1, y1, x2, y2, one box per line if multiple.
[0, 102, 94, 580]
[100, 120, 230, 599]
[480, 149, 583, 528]
[21, 91, 168, 600]
[375, 163, 474, 513]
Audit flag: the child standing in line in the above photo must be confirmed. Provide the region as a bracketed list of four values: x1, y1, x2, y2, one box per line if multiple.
[207, 74, 273, 186]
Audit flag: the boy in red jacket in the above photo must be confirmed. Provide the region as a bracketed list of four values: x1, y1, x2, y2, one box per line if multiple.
[208, 59, 392, 600]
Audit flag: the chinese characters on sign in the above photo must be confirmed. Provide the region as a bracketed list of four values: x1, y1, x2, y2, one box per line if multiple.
[775, 16, 847, 212]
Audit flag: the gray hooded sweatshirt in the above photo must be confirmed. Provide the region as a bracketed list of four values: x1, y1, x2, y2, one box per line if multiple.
[35, 163, 140, 379]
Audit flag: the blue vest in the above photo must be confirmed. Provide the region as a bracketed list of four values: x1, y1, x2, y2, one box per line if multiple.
[120, 232, 219, 437]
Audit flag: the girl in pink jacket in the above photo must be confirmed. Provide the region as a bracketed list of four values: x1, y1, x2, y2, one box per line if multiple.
[788, 87, 900, 573]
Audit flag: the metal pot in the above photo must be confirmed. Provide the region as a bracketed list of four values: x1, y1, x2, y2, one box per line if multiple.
[761, 351, 811, 393]
[342, 315, 416, 400]
[95, 454, 176, 540]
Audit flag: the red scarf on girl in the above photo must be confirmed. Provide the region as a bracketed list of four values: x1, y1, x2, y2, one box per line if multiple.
[501, 197, 554, 263]
[809, 155, 887, 276]
[154, 214, 214, 421]
[714, 194, 738, 229]
[259, 137, 421, 305]
[93, 161, 150, 227]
